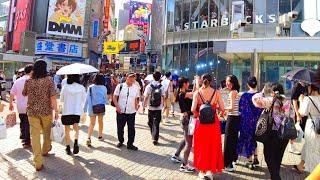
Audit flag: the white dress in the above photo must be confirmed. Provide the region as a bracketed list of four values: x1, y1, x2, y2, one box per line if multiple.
[299, 96, 320, 172]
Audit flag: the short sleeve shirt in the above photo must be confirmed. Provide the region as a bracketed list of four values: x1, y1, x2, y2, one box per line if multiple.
[22, 76, 56, 116]
[114, 83, 140, 114]
[144, 81, 165, 110]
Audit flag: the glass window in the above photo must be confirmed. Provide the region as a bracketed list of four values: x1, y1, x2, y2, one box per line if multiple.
[191, 0, 200, 29]
[209, 0, 219, 27]
[173, 45, 181, 69]
[266, 0, 278, 23]
[174, 0, 182, 31]
[279, 0, 291, 15]
[245, 0, 253, 24]
[199, 0, 209, 28]
[167, 0, 174, 32]
[253, 0, 266, 24]
[165, 45, 173, 70]
[197, 42, 208, 74]
[219, 0, 230, 26]
[292, 0, 303, 22]
[181, 44, 189, 76]
[190, 43, 198, 74]
[182, 0, 191, 31]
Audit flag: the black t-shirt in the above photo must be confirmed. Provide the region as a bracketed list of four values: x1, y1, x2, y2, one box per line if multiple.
[178, 91, 193, 116]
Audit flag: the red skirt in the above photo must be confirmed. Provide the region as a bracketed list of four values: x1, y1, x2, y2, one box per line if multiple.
[193, 115, 224, 172]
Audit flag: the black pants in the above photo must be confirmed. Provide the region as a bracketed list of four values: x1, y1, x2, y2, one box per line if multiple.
[263, 131, 289, 180]
[148, 110, 161, 142]
[224, 115, 240, 167]
[19, 114, 30, 143]
[300, 116, 308, 133]
[175, 116, 193, 165]
[116, 113, 136, 146]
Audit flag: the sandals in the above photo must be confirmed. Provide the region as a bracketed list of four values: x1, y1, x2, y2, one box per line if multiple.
[292, 165, 303, 174]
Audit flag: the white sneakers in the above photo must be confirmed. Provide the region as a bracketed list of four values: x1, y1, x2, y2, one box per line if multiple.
[198, 171, 213, 180]
[289, 143, 301, 155]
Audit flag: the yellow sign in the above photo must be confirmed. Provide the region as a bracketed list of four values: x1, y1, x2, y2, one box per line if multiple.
[103, 41, 124, 54]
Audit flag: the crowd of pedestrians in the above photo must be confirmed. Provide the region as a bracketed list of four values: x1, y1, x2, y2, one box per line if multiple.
[1, 59, 320, 180]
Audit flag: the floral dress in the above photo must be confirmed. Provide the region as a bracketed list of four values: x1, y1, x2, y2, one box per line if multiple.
[237, 92, 263, 158]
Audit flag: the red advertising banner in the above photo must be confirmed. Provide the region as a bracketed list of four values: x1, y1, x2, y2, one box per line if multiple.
[12, 0, 33, 52]
[104, 0, 110, 31]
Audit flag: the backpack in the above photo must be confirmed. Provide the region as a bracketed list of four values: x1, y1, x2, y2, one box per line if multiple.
[150, 84, 162, 107]
[198, 91, 216, 124]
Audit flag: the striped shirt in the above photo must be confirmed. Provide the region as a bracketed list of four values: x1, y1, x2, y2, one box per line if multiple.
[228, 91, 240, 116]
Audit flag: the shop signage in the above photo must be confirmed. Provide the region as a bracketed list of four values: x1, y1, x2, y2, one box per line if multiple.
[104, 0, 110, 31]
[92, 20, 99, 38]
[12, 0, 33, 51]
[35, 39, 83, 57]
[46, 0, 86, 38]
[119, 40, 141, 54]
[103, 41, 124, 54]
[129, 1, 152, 25]
[183, 14, 276, 30]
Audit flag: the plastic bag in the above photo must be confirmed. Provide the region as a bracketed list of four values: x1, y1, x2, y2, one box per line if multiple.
[188, 116, 195, 135]
[295, 122, 304, 143]
[5, 112, 16, 128]
[51, 119, 65, 143]
[0, 117, 7, 139]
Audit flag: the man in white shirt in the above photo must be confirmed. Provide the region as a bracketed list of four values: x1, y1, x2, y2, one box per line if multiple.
[143, 71, 165, 145]
[161, 72, 172, 122]
[9, 65, 33, 148]
[113, 72, 140, 151]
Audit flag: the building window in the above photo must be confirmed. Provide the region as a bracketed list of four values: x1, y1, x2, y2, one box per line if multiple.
[173, 44, 181, 69]
[199, 0, 209, 28]
[191, 0, 200, 29]
[209, 0, 219, 27]
[166, 0, 174, 32]
[190, 43, 198, 74]
[219, 0, 230, 26]
[174, 0, 182, 31]
[182, 0, 191, 31]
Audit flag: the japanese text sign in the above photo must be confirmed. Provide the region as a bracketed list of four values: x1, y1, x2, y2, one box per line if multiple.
[35, 39, 83, 57]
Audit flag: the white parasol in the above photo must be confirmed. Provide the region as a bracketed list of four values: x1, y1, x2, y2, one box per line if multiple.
[56, 63, 99, 75]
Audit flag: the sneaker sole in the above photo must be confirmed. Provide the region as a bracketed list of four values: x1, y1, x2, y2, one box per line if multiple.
[179, 169, 194, 173]
[170, 158, 181, 163]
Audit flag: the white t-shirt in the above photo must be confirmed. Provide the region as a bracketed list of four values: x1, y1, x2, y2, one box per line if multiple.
[114, 83, 140, 114]
[144, 81, 165, 110]
[161, 78, 171, 97]
[299, 96, 320, 118]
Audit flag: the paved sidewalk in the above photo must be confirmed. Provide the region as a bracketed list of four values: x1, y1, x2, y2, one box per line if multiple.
[0, 101, 309, 179]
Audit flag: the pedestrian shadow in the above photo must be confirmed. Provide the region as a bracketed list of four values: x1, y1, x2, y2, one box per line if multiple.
[280, 165, 309, 180]
[95, 146, 178, 171]
[79, 125, 118, 142]
[5, 148, 32, 161]
[75, 156, 145, 180]
[1, 154, 28, 180]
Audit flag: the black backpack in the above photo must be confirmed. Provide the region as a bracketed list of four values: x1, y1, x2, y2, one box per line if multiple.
[150, 84, 162, 107]
[199, 91, 216, 124]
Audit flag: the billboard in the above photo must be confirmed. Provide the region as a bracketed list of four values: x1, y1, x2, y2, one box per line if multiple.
[35, 39, 83, 57]
[12, 0, 33, 51]
[119, 40, 140, 54]
[129, 1, 152, 25]
[103, 41, 124, 54]
[46, 0, 86, 38]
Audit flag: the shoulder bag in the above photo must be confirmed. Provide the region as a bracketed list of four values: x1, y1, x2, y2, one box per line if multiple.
[279, 105, 297, 140]
[90, 87, 106, 114]
[255, 100, 275, 143]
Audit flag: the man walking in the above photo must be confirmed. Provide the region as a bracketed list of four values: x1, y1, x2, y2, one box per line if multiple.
[9, 64, 33, 148]
[143, 71, 165, 145]
[113, 72, 140, 150]
[162, 72, 172, 123]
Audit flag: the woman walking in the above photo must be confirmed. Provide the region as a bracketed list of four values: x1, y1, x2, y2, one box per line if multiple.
[22, 60, 58, 171]
[252, 83, 289, 180]
[191, 74, 224, 179]
[224, 75, 241, 172]
[237, 77, 263, 168]
[84, 74, 108, 147]
[293, 83, 320, 173]
[170, 77, 195, 173]
[60, 74, 86, 155]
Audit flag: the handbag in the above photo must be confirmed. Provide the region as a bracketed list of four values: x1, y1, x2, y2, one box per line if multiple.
[255, 108, 274, 144]
[90, 87, 106, 114]
[188, 116, 195, 135]
[279, 116, 297, 140]
[5, 112, 17, 128]
[220, 118, 226, 134]
[308, 97, 320, 134]
[51, 119, 65, 143]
